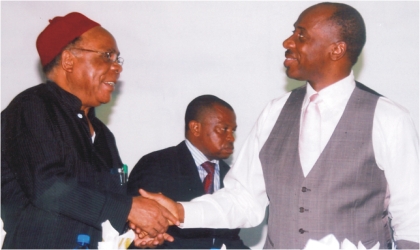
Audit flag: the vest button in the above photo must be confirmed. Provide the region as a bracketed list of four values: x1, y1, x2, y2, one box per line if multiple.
[299, 207, 305, 213]
[299, 228, 305, 234]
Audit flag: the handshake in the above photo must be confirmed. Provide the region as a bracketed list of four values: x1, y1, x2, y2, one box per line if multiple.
[127, 189, 185, 248]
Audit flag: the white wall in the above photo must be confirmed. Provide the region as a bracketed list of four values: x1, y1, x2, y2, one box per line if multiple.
[1, 1, 418, 248]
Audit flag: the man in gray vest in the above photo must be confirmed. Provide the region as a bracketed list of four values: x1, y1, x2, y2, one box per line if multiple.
[138, 2, 419, 249]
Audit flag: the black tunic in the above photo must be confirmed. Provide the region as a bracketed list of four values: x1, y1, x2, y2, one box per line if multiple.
[1, 81, 131, 249]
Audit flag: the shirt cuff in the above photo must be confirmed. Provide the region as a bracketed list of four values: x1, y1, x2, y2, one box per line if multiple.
[178, 201, 204, 228]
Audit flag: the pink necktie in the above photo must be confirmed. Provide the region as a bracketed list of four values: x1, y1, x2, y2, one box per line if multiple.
[201, 161, 215, 194]
[299, 93, 322, 176]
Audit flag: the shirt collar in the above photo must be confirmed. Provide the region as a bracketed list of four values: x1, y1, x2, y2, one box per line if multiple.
[304, 71, 356, 109]
[46, 80, 96, 120]
[185, 139, 219, 167]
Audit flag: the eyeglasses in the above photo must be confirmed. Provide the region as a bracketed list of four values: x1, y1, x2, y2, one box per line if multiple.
[70, 48, 124, 65]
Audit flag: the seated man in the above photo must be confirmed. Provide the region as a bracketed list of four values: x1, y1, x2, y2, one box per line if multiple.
[127, 95, 248, 249]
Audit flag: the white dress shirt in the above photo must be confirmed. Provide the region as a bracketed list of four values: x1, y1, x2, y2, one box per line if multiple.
[180, 72, 419, 244]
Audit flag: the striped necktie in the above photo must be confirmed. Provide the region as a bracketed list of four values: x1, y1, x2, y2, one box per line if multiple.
[201, 161, 215, 194]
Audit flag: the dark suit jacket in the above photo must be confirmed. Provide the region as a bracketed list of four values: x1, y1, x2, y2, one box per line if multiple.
[127, 141, 248, 249]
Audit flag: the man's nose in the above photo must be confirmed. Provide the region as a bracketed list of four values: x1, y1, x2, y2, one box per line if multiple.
[283, 35, 294, 49]
[112, 62, 123, 73]
[227, 131, 235, 142]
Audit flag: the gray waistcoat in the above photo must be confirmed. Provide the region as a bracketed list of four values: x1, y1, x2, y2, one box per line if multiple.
[259, 83, 391, 249]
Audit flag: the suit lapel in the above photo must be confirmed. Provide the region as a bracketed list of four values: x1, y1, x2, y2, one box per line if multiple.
[175, 141, 204, 190]
[218, 160, 230, 189]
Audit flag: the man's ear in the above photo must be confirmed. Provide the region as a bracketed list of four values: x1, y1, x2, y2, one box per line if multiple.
[188, 120, 201, 137]
[60, 50, 75, 72]
[330, 41, 347, 61]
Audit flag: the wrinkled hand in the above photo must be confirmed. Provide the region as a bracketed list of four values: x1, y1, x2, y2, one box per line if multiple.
[129, 221, 174, 248]
[139, 189, 185, 223]
[132, 230, 174, 248]
[128, 195, 179, 237]
[128, 221, 148, 236]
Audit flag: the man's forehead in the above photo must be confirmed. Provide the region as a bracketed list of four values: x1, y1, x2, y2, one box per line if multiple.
[295, 6, 334, 30]
[201, 104, 230, 115]
[80, 27, 109, 41]
[80, 26, 119, 52]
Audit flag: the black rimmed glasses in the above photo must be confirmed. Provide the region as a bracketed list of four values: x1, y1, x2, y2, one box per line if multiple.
[70, 48, 124, 65]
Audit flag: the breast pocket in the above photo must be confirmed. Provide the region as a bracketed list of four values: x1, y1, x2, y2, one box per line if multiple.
[99, 168, 126, 194]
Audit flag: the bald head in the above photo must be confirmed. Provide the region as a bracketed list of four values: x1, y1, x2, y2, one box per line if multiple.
[309, 2, 366, 65]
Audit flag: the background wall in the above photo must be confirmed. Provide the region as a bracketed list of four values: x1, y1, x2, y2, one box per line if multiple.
[2, 1, 419, 248]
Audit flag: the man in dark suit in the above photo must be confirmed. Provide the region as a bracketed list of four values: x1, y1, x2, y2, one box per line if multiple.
[127, 95, 248, 249]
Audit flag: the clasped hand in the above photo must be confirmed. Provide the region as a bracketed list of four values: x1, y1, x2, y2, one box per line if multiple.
[128, 189, 183, 248]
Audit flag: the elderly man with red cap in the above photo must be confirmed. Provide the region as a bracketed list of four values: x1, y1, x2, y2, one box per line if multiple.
[1, 12, 178, 249]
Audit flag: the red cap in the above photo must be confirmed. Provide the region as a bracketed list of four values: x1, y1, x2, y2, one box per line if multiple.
[36, 12, 100, 67]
